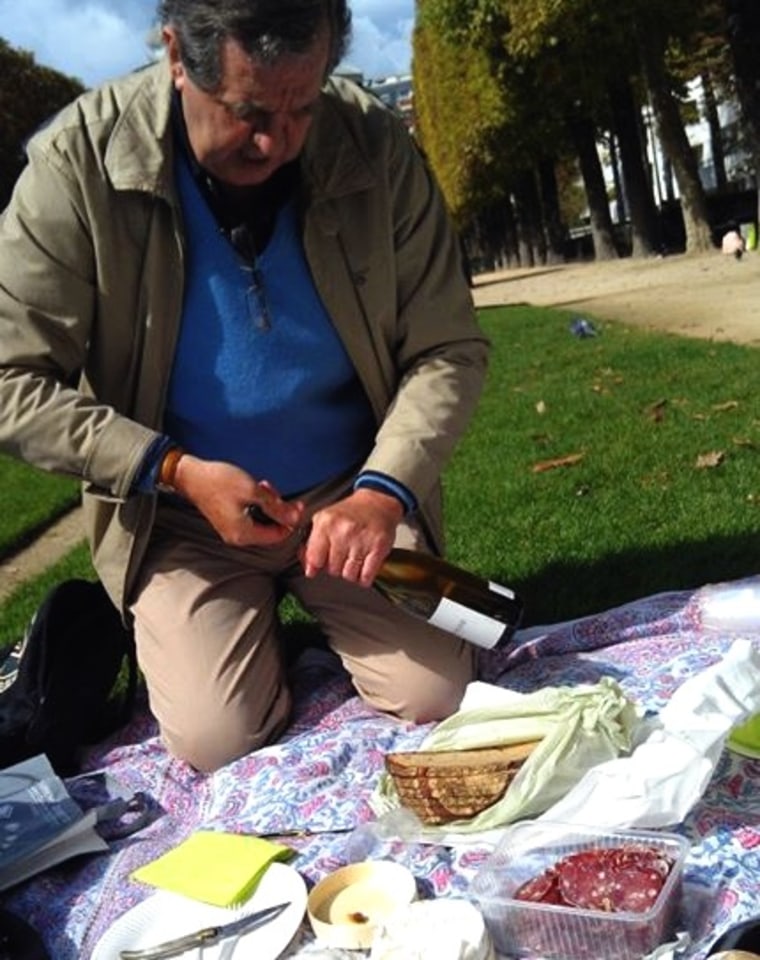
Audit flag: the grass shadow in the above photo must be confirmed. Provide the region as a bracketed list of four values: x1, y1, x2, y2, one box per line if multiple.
[0, 500, 80, 564]
[486, 531, 760, 627]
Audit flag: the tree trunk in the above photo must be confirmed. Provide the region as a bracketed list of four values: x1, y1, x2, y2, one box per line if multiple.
[469, 210, 495, 272]
[514, 206, 534, 267]
[725, 0, 760, 225]
[640, 44, 714, 253]
[608, 77, 661, 257]
[701, 72, 727, 191]
[537, 157, 566, 263]
[608, 133, 626, 224]
[513, 169, 546, 266]
[474, 198, 520, 269]
[567, 114, 619, 261]
[500, 197, 521, 268]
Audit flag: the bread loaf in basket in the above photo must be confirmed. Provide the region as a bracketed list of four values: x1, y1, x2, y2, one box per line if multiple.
[384, 740, 539, 825]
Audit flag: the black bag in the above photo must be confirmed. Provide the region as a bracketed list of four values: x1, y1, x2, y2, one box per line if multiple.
[0, 907, 50, 959]
[0, 579, 138, 776]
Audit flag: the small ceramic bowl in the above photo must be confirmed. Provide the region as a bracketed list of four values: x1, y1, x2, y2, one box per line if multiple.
[307, 860, 417, 950]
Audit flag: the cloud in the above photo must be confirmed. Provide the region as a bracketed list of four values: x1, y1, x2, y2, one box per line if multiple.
[0, 0, 415, 87]
[0, 0, 155, 85]
[351, 0, 413, 20]
[347, 14, 414, 80]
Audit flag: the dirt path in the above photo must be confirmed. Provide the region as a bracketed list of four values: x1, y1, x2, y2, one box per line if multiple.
[472, 249, 760, 345]
[2, 249, 758, 600]
[0, 507, 85, 604]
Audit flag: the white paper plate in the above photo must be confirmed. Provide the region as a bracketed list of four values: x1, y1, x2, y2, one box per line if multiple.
[92, 861, 307, 960]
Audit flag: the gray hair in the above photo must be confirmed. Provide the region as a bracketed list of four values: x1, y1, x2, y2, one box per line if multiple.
[158, 0, 352, 90]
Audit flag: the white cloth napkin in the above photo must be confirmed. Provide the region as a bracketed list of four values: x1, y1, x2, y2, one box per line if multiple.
[541, 638, 760, 828]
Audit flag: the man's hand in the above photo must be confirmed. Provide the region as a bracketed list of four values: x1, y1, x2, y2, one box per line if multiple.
[301, 488, 404, 586]
[171, 454, 305, 546]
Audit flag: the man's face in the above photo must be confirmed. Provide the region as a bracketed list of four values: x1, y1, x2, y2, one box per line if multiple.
[165, 27, 330, 187]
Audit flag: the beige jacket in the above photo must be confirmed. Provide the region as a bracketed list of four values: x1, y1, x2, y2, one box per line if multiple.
[0, 61, 489, 611]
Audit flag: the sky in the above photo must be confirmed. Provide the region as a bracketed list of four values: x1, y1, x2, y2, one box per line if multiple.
[0, 0, 415, 87]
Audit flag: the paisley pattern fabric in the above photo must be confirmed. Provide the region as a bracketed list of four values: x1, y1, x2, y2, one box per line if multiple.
[4, 578, 760, 959]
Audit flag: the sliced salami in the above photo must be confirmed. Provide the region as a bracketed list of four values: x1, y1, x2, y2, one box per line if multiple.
[558, 850, 616, 910]
[608, 845, 672, 878]
[514, 867, 562, 904]
[515, 844, 674, 915]
[606, 863, 665, 913]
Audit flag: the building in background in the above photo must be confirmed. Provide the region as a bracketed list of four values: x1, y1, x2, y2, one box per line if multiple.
[335, 65, 415, 133]
[334, 63, 364, 86]
[639, 78, 752, 201]
[365, 75, 414, 132]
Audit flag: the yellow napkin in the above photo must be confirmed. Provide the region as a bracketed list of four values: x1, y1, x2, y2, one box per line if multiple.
[131, 830, 294, 907]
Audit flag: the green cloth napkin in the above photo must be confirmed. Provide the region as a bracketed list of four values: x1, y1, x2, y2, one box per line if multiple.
[131, 830, 294, 906]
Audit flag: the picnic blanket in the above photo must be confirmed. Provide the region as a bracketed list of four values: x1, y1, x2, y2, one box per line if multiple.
[4, 576, 760, 958]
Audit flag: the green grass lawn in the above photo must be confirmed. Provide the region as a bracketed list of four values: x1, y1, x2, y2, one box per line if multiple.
[0, 543, 93, 648]
[445, 305, 760, 622]
[0, 454, 80, 557]
[1, 303, 759, 644]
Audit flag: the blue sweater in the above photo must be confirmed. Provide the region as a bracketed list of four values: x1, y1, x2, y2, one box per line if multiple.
[164, 153, 376, 496]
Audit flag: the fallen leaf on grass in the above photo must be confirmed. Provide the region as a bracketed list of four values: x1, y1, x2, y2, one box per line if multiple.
[695, 450, 725, 469]
[532, 452, 585, 473]
[646, 399, 668, 422]
[712, 401, 739, 413]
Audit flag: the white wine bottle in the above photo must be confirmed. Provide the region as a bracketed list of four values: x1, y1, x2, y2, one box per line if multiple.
[373, 548, 523, 650]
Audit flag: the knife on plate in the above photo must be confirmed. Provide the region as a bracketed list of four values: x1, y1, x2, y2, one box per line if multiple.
[118, 901, 290, 960]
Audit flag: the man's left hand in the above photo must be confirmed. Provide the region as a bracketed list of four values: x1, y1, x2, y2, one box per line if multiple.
[301, 488, 404, 586]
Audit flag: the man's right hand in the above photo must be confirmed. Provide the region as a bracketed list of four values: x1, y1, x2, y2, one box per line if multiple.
[171, 453, 305, 546]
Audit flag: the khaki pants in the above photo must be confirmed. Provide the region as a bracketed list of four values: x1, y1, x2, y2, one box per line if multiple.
[129, 478, 475, 772]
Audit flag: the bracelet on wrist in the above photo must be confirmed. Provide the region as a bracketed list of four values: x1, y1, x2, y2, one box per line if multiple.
[157, 446, 185, 493]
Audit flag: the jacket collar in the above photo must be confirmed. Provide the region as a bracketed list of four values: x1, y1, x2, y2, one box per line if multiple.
[302, 78, 377, 201]
[104, 59, 176, 199]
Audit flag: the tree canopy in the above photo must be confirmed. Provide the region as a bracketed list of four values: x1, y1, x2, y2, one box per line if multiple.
[413, 0, 751, 264]
[0, 39, 84, 207]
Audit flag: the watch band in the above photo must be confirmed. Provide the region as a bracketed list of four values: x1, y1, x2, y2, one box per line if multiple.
[156, 446, 185, 493]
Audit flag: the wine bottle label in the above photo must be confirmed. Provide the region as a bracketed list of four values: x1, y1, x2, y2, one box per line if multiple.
[488, 581, 516, 600]
[428, 598, 504, 650]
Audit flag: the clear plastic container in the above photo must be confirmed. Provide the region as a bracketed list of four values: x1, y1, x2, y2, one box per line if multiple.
[698, 580, 760, 635]
[468, 821, 689, 960]
[697, 581, 760, 758]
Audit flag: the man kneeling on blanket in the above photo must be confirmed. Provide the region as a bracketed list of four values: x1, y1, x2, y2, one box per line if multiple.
[0, 0, 489, 770]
